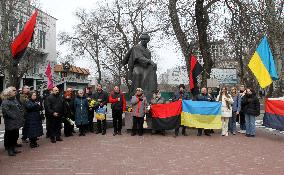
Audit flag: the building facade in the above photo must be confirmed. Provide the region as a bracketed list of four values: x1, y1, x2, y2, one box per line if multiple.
[53, 64, 91, 91]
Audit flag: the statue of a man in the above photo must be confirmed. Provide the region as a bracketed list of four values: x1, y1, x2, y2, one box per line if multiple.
[122, 33, 158, 101]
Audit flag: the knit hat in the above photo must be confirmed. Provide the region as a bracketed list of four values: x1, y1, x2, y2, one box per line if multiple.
[179, 84, 185, 89]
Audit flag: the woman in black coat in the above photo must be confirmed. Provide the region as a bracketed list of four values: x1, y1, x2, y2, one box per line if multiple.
[25, 91, 44, 148]
[241, 88, 260, 137]
[63, 91, 75, 137]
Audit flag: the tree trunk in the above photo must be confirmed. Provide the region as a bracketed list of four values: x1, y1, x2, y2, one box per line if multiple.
[195, 0, 213, 87]
[168, 0, 192, 81]
[95, 30, 101, 85]
[266, 0, 283, 97]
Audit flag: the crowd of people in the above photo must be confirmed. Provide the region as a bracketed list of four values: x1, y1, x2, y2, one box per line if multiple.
[0, 83, 260, 156]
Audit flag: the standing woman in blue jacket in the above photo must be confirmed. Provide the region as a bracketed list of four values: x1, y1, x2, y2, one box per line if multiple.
[229, 87, 241, 135]
[25, 91, 44, 148]
[74, 89, 89, 136]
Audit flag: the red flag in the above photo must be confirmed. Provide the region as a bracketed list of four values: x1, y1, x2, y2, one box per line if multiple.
[189, 54, 203, 90]
[11, 10, 38, 60]
[45, 62, 54, 90]
[45, 62, 52, 77]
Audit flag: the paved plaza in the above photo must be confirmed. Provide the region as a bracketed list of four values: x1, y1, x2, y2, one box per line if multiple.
[0, 126, 284, 175]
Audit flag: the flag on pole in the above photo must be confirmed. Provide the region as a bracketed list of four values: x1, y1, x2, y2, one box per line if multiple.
[11, 10, 38, 60]
[45, 62, 54, 90]
[248, 36, 278, 88]
[189, 54, 203, 94]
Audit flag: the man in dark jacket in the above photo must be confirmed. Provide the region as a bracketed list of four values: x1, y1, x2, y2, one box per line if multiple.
[109, 86, 126, 136]
[43, 89, 53, 138]
[45, 87, 64, 143]
[195, 87, 215, 136]
[93, 84, 108, 135]
[172, 84, 191, 137]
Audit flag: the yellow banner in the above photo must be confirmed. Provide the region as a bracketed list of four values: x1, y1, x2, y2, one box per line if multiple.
[181, 112, 222, 129]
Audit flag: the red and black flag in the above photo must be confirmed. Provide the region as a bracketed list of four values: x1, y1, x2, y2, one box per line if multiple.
[11, 10, 38, 63]
[263, 99, 284, 131]
[189, 54, 203, 95]
[151, 100, 182, 130]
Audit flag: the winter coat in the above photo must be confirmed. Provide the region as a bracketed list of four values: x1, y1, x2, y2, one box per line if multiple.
[24, 100, 43, 138]
[19, 93, 29, 115]
[172, 91, 191, 101]
[93, 90, 108, 110]
[232, 94, 241, 113]
[74, 96, 89, 126]
[63, 98, 75, 121]
[241, 94, 260, 116]
[109, 91, 126, 111]
[1, 97, 25, 130]
[217, 94, 234, 118]
[130, 95, 148, 118]
[196, 93, 215, 102]
[45, 94, 64, 118]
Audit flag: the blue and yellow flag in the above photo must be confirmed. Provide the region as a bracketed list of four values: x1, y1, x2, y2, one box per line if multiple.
[181, 100, 222, 129]
[248, 36, 278, 88]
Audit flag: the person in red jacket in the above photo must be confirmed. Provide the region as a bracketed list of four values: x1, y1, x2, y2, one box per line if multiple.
[109, 86, 126, 136]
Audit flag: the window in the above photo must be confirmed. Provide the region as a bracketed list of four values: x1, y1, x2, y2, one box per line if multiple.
[61, 72, 67, 78]
[38, 30, 46, 49]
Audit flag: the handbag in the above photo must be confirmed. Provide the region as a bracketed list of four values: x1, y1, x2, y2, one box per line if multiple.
[95, 106, 106, 120]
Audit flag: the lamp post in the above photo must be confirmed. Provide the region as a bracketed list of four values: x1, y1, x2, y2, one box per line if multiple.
[62, 61, 71, 90]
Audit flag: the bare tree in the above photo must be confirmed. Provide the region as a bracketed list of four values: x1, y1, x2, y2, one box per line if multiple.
[59, 0, 162, 91]
[224, 0, 283, 97]
[0, 0, 44, 88]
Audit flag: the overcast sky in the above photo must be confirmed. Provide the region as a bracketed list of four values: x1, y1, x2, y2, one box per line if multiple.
[39, 0, 181, 75]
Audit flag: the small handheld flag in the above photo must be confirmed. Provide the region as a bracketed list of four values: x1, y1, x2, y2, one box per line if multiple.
[248, 36, 278, 88]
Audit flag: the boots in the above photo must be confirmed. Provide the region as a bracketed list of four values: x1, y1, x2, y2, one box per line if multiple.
[30, 142, 39, 148]
[12, 147, 21, 154]
[30, 138, 39, 148]
[50, 137, 56, 143]
[56, 137, 63, 141]
[7, 148, 16, 156]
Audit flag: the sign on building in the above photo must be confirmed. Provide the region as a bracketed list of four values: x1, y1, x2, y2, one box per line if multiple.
[210, 68, 237, 84]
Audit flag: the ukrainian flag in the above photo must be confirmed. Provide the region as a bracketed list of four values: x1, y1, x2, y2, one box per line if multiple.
[181, 100, 222, 129]
[248, 36, 278, 88]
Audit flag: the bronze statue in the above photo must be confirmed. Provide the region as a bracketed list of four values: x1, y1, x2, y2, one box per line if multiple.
[122, 33, 157, 101]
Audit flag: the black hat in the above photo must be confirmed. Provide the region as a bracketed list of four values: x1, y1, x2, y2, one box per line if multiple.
[179, 84, 185, 89]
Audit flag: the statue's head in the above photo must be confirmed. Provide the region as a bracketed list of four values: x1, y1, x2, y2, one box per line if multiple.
[140, 33, 150, 46]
